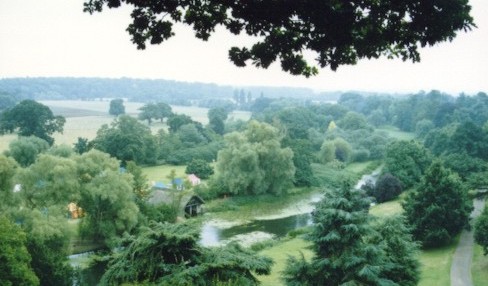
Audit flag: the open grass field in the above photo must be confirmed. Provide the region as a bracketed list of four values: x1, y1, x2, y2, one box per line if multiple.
[378, 125, 416, 141]
[472, 244, 488, 286]
[257, 237, 313, 286]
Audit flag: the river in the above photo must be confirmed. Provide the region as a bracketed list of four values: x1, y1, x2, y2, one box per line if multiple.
[199, 165, 383, 247]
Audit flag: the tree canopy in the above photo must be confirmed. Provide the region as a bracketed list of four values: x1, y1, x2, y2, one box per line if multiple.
[0, 216, 39, 286]
[0, 100, 65, 145]
[84, 0, 474, 76]
[214, 120, 295, 195]
[92, 115, 158, 165]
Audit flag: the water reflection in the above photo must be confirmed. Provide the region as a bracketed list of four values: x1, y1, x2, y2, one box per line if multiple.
[200, 213, 312, 246]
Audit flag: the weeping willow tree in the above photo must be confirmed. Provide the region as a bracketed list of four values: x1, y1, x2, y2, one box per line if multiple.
[100, 222, 272, 285]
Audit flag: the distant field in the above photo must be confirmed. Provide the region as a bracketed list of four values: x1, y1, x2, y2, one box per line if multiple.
[0, 100, 252, 152]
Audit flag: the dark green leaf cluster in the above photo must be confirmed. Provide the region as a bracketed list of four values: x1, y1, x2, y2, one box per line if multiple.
[84, 0, 474, 76]
[0, 100, 65, 145]
[365, 173, 403, 203]
[185, 158, 214, 179]
[100, 222, 272, 285]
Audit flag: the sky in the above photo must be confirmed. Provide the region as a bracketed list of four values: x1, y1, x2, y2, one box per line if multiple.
[0, 0, 487, 95]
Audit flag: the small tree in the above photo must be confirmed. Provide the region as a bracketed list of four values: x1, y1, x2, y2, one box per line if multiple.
[185, 159, 214, 179]
[475, 205, 488, 255]
[7, 136, 50, 167]
[403, 161, 473, 247]
[369, 173, 403, 203]
[109, 98, 125, 116]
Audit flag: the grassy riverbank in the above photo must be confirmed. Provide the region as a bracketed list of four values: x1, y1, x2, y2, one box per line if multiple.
[472, 244, 488, 286]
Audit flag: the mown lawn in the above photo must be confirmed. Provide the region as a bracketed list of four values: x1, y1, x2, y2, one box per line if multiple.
[418, 238, 459, 286]
[257, 237, 313, 286]
[369, 199, 403, 218]
[472, 244, 488, 286]
[377, 125, 415, 141]
[142, 164, 188, 183]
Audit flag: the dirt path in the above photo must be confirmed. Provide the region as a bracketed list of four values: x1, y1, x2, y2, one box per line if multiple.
[450, 198, 485, 286]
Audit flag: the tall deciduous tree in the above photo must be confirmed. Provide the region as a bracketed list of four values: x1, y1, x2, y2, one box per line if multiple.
[214, 120, 295, 195]
[79, 169, 139, 247]
[403, 161, 473, 247]
[0, 100, 65, 145]
[92, 115, 158, 165]
[84, 0, 474, 76]
[109, 98, 125, 116]
[16, 154, 80, 209]
[385, 140, 432, 189]
[208, 107, 228, 135]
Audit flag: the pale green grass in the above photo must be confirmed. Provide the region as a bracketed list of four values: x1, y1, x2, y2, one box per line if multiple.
[257, 237, 313, 286]
[0, 133, 17, 153]
[205, 188, 320, 221]
[418, 238, 459, 286]
[40, 100, 144, 115]
[472, 244, 488, 286]
[345, 161, 381, 174]
[228, 110, 252, 122]
[142, 164, 187, 183]
[369, 199, 403, 218]
[378, 125, 415, 141]
[52, 116, 114, 146]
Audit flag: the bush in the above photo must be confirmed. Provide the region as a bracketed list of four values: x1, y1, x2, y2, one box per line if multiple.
[351, 149, 370, 162]
[185, 159, 214, 179]
[369, 173, 403, 203]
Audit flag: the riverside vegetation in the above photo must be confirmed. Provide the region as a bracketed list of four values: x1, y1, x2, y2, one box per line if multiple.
[0, 89, 487, 285]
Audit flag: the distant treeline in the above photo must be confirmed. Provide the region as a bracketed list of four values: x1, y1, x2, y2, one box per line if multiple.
[0, 77, 343, 107]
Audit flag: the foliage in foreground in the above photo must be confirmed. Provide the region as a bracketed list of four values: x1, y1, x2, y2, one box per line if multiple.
[0, 216, 39, 286]
[84, 0, 474, 77]
[100, 222, 272, 285]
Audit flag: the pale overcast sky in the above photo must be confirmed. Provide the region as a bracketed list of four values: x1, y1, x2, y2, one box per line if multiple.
[0, 0, 487, 94]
